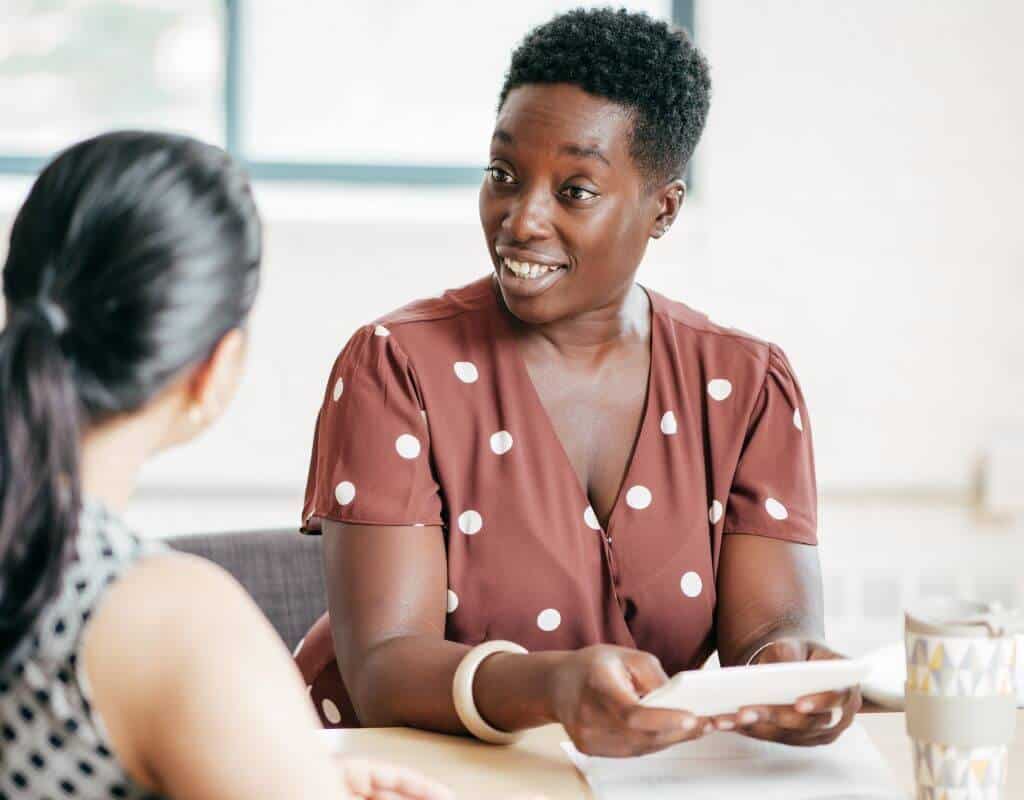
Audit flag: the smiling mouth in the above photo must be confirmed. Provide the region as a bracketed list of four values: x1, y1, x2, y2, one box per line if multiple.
[501, 257, 568, 280]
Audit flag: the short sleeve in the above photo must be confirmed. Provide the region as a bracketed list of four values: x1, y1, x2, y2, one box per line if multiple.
[723, 345, 818, 545]
[301, 324, 443, 533]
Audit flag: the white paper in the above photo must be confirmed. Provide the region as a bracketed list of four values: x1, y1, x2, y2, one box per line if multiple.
[563, 723, 904, 800]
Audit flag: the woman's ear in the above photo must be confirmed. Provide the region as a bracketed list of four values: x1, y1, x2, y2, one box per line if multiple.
[649, 179, 686, 239]
[185, 328, 249, 432]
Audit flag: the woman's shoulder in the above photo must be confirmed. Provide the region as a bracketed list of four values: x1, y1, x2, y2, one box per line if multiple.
[334, 275, 499, 367]
[374, 276, 497, 332]
[647, 285, 787, 366]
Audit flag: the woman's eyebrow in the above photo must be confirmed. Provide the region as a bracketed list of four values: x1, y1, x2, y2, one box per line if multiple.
[559, 143, 611, 167]
[491, 129, 610, 166]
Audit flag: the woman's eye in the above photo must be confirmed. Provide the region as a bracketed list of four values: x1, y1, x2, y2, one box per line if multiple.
[562, 185, 598, 201]
[488, 167, 515, 184]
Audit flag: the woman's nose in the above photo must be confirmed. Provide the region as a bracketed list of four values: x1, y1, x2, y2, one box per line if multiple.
[502, 188, 551, 242]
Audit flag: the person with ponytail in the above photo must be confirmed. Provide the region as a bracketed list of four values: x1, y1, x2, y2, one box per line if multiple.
[0, 131, 450, 800]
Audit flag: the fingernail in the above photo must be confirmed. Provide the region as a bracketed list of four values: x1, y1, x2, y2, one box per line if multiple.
[796, 700, 814, 713]
[682, 716, 697, 731]
[739, 710, 758, 725]
[717, 719, 735, 731]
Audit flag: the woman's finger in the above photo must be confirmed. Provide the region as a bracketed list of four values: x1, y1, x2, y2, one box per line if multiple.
[342, 759, 454, 800]
[619, 715, 714, 755]
[623, 704, 702, 734]
[738, 705, 818, 731]
[742, 704, 843, 732]
[794, 689, 849, 714]
[624, 651, 671, 696]
[733, 719, 789, 742]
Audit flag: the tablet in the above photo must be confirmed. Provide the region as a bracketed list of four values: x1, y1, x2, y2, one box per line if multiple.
[639, 658, 871, 716]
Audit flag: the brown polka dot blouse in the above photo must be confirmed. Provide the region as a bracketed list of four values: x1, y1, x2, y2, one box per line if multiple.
[298, 277, 817, 726]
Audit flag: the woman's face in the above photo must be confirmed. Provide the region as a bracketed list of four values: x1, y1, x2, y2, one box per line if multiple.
[480, 83, 675, 326]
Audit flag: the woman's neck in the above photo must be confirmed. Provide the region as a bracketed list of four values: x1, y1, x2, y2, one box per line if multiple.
[528, 282, 651, 357]
[79, 412, 162, 513]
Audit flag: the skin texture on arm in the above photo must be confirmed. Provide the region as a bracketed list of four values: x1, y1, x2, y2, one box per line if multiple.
[713, 534, 861, 744]
[323, 519, 553, 734]
[82, 552, 451, 800]
[715, 533, 825, 668]
[324, 520, 712, 755]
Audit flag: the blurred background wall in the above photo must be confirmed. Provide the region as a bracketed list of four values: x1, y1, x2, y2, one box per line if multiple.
[1, 0, 1022, 654]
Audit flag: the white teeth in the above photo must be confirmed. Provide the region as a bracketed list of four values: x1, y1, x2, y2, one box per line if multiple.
[503, 257, 563, 279]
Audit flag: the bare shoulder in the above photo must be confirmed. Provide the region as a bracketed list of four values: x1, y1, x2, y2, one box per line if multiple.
[83, 550, 282, 707]
[88, 551, 258, 645]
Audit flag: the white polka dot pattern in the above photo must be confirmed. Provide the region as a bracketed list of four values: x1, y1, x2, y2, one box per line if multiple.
[454, 361, 479, 383]
[458, 510, 483, 535]
[321, 698, 342, 725]
[374, 325, 390, 337]
[583, 506, 601, 531]
[335, 481, 356, 506]
[447, 589, 459, 613]
[707, 379, 732, 401]
[793, 408, 803, 431]
[625, 485, 652, 510]
[490, 430, 514, 454]
[660, 411, 678, 435]
[680, 571, 703, 598]
[332, 377, 344, 402]
[709, 500, 723, 525]
[395, 434, 421, 459]
[537, 608, 561, 631]
[765, 498, 789, 520]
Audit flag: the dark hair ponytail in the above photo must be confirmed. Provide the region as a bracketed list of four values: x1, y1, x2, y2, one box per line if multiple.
[0, 311, 81, 658]
[0, 131, 261, 664]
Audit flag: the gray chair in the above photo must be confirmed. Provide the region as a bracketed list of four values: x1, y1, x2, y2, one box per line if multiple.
[168, 529, 326, 652]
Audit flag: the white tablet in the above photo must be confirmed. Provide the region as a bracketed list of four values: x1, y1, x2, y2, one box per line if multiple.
[640, 659, 871, 716]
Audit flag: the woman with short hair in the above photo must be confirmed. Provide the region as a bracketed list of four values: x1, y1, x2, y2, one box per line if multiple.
[300, 8, 860, 757]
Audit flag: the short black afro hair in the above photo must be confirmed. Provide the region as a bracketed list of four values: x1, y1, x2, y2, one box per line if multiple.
[499, 7, 711, 185]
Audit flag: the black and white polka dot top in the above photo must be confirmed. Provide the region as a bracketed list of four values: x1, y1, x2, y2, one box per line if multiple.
[0, 500, 168, 799]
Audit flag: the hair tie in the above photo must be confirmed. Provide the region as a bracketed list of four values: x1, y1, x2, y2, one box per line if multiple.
[33, 299, 69, 336]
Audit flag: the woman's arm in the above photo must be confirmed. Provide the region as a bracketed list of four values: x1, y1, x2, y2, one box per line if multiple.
[715, 533, 825, 667]
[714, 534, 861, 744]
[324, 520, 710, 755]
[82, 552, 450, 800]
[323, 520, 554, 733]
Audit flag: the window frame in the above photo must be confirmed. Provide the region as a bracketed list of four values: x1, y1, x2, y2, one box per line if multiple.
[0, 0, 696, 184]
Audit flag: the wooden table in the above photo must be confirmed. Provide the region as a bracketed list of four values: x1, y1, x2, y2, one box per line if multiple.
[325, 711, 1024, 798]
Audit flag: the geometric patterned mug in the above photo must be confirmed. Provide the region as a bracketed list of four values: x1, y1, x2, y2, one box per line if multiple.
[905, 600, 1018, 800]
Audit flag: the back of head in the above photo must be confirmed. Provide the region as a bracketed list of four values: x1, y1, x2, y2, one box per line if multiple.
[499, 7, 712, 186]
[0, 131, 261, 664]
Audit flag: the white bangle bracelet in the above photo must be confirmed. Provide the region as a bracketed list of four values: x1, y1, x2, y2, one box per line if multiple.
[745, 640, 779, 666]
[452, 640, 528, 744]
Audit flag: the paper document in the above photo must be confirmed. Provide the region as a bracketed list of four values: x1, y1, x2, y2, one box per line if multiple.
[563, 723, 904, 799]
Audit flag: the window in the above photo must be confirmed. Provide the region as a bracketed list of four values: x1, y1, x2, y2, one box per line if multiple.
[1, 0, 694, 183]
[0, 0, 224, 170]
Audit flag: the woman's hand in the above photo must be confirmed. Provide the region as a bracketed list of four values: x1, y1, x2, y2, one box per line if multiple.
[337, 758, 454, 800]
[546, 645, 711, 757]
[717, 638, 861, 746]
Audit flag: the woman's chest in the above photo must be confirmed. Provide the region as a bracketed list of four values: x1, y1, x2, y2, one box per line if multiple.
[521, 348, 650, 526]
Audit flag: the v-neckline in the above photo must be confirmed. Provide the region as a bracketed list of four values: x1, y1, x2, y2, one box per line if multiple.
[496, 282, 659, 536]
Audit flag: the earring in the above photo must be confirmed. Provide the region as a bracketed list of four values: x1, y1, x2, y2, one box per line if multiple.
[188, 405, 204, 426]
